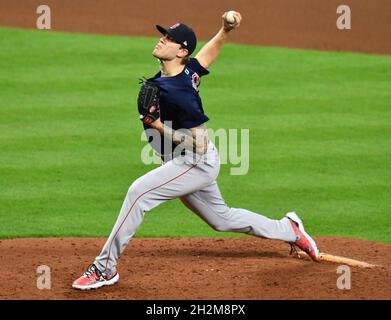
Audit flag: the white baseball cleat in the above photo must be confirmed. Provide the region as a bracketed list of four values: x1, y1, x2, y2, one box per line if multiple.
[286, 212, 320, 262]
[72, 264, 119, 290]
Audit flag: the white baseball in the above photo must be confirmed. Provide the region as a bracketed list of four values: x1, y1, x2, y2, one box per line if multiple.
[226, 11, 236, 24]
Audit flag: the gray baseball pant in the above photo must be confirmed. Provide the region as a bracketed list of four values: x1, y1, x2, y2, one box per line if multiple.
[94, 142, 296, 274]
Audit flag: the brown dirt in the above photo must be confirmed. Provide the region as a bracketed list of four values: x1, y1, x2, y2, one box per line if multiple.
[0, 237, 390, 300]
[0, 0, 390, 54]
[1, 0, 390, 301]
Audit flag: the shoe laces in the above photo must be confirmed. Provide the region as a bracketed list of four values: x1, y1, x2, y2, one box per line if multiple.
[83, 264, 102, 278]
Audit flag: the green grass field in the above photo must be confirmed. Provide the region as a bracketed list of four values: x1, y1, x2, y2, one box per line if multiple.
[1, 27, 390, 242]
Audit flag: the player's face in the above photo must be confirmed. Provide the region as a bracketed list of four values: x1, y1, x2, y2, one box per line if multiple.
[153, 34, 185, 60]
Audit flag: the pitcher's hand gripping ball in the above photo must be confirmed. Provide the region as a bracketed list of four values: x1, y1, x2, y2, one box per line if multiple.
[225, 11, 236, 24]
[137, 78, 160, 125]
[223, 10, 241, 32]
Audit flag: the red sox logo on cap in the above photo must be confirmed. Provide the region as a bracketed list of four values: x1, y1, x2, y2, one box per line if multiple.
[170, 23, 181, 29]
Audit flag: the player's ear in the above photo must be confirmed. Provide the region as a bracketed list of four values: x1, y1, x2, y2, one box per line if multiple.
[178, 47, 189, 58]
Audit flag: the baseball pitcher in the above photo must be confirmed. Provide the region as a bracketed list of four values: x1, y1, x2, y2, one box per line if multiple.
[72, 11, 320, 290]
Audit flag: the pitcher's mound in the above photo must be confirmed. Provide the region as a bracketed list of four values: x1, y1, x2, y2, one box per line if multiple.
[0, 237, 390, 299]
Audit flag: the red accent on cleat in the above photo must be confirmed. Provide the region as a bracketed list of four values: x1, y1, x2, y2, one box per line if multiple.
[286, 212, 320, 262]
[72, 264, 119, 290]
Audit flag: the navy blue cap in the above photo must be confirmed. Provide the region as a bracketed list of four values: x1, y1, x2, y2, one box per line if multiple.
[156, 23, 197, 55]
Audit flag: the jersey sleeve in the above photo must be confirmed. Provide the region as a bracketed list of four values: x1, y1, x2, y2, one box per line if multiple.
[186, 58, 210, 77]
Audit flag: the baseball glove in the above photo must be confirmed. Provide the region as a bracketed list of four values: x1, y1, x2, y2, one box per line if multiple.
[137, 78, 160, 125]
